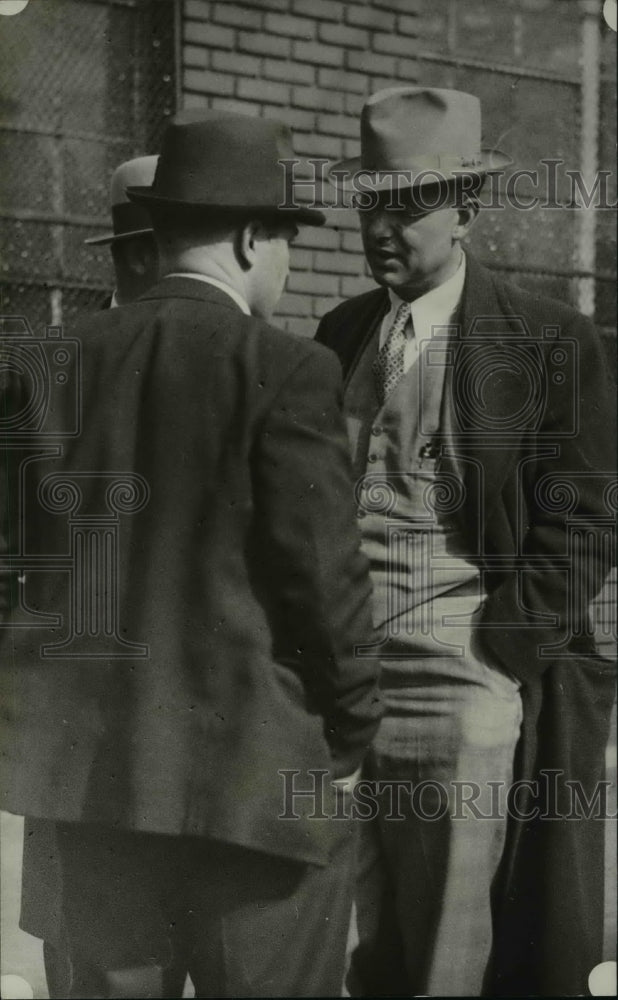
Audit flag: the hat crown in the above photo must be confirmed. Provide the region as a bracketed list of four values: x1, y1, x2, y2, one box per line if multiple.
[110, 155, 158, 207]
[145, 112, 294, 208]
[360, 87, 483, 172]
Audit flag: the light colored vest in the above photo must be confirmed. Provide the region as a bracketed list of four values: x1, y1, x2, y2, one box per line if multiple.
[345, 318, 493, 681]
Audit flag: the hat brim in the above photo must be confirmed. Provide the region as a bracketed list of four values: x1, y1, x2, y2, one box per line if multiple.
[126, 186, 326, 227]
[327, 148, 513, 191]
[84, 227, 154, 246]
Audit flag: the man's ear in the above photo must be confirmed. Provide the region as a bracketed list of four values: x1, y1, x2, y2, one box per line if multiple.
[237, 219, 261, 270]
[453, 196, 480, 240]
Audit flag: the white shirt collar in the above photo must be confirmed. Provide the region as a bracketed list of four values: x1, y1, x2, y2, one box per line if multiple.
[164, 272, 251, 316]
[384, 252, 466, 343]
[110, 290, 119, 309]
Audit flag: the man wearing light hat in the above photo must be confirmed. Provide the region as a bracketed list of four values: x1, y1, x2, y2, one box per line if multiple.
[85, 154, 159, 306]
[2, 112, 382, 998]
[316, 87, 615, 996]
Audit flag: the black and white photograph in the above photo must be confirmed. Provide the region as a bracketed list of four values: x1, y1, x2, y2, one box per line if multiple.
[1, 1, 616, 997]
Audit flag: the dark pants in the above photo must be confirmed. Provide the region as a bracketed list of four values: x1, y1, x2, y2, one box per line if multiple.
[56, 820, 357, 998]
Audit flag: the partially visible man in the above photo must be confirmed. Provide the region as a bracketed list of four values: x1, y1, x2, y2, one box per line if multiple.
[316, 87, 615, 997]
[17, 154, 165, 1000]
[85, 154, 159, 306]
[1, 112, 382, 999]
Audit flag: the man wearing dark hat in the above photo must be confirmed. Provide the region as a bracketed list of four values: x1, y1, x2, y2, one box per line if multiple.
[1, 112, 382, 998]
[316, 87, 615, 996]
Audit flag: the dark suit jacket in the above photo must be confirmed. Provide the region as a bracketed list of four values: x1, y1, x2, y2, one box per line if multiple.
[316, 253, 616, 994]
[1, 277, 382, 866]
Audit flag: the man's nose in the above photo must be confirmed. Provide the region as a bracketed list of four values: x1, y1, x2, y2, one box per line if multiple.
[365, 208, 395, 242]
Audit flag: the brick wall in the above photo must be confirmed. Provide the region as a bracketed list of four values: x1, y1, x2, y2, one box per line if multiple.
[180, 0, 420, 337]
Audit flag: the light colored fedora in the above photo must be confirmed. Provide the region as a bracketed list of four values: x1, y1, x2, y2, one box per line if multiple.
[328, 87, 512, 191]
[85, 155, 158, 245]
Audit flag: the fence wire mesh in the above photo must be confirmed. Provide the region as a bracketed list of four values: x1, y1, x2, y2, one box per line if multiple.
[0, 0, 175, 328]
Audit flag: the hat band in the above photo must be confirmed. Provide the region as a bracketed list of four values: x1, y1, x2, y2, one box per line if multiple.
[111, 201, 153, 238]
[357, 151, 485, 177]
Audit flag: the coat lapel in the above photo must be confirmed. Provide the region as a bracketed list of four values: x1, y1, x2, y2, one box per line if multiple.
[445, 253, 531, 529]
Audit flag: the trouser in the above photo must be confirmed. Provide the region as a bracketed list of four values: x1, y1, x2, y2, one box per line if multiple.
[55, 818, 357, 998]
[349, 661, 523, 998]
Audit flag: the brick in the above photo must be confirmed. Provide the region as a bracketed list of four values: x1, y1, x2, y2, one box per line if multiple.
[183, 44, 208, 69]
[371, 76, 400, 92]
[184, 20, 234, 49]
[264, 58, 315, 85]
[372, 32, 416, 57]
[346, 49, 395, 76]
[292, 86, 344, 113]
[182, 92, 210, 111]
[318, 68, 367, 94]
[210, 96, 261, 115]
[296, 225, 340, 250]
[184, 0, 210, 22]
[329, 209, 360, 231]
[372, 0, 421, 11]
[294, 132, 343, 160]
[289, 248, 313, 269]
[341, 274, 376, 298]
[398, 13, 420, 35]
[212, 3, 262, 29]
[293, 40, 344, 67]
[264, 105, 315, 132]
[342, 230, 364, 253]
[314, 250, 362, 274]
[277, 291, 313, 317]
[265, 12, 315, 39]
[238, 31, 291, 58]
[318, 113, 360, 139]
[313, 295, 341, 318]
[345, 5, 395, 30]
[343, 137, 361, 159]
[292, 0, 344, 21]
[212, 50, 261, 75]
[183, 68, 234, 95]
[238, 0, 289, 9]
[318, 22, 368, 49]
[237, 77, 290, 105]
[288, 270, 339, 296]
[397, 57, 419, 81]
[344, 91, 365, 115]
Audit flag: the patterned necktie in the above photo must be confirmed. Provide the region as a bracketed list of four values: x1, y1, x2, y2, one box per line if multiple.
[372, 300, 411, 405]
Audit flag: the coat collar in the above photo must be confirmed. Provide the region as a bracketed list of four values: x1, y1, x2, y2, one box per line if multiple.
[139, 275, 248, 312]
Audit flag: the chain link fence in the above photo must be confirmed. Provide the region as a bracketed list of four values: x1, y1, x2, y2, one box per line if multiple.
[0, 0, 176, 330]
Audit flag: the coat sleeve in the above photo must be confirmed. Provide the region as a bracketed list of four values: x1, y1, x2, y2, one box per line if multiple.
[251, 343, 383, 775]
[480, 311, 617, 684]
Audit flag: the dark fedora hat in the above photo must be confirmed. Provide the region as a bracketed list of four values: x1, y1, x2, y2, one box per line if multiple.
[85, 156, 158, 246]
[127, 111, 325, 226]
[329, 87, 512, 191]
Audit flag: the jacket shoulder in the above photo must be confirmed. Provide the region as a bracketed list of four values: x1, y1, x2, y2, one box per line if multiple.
[488, 269, 595, 336]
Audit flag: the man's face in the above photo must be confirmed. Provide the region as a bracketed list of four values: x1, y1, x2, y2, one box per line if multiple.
[359, 190, 464, 301]
[251, 220, 298, 320]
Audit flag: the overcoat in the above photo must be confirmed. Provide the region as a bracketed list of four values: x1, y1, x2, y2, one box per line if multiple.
[0, 277, 382, 868]
[316, 252, 616, 996]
